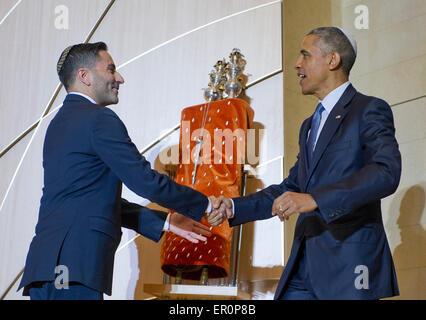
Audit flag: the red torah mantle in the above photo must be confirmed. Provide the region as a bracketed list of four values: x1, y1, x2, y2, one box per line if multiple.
[160, 98, 254, 279]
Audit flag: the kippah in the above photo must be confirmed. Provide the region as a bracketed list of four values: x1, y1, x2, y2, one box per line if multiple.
[57, 45, 74, 74]
[336, 27, 357, 56]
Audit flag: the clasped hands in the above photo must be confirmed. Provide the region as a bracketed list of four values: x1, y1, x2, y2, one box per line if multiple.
[169, 192, 317, 243]
[205, 192, 318, 226]
[205, 196, 234, 226]
[166, 196, 233, 243]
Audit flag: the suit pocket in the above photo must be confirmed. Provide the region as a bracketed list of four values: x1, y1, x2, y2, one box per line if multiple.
[89, 216, 121, 241]
[336, 224, 378, 244]
[325, 140, 351, 154]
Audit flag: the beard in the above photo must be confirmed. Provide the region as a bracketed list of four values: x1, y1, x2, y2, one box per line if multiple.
[93, 83, 119, 106]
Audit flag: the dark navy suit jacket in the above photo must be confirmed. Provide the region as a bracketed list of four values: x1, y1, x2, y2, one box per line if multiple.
[19, 94, 208, 295]
[230, 85, 401, 299]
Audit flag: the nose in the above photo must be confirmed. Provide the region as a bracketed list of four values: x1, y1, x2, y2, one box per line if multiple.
[294, 55, 302, 70]
[116, 71, 125, 84]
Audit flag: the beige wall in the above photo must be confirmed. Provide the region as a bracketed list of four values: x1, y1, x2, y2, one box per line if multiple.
[283, 0, 338, 263]
[283, 0, 426, 299]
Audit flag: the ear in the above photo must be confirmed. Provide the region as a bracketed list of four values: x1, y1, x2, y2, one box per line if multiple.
[76, 68, 92, 87]
[328, 52, 342, 71]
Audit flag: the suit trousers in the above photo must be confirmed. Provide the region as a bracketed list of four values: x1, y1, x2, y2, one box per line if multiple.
[279, 241, 318, 300]
[28, 281, 103, 300]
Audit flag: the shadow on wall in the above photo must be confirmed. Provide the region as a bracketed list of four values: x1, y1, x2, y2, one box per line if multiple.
[389, 184, 426, 300]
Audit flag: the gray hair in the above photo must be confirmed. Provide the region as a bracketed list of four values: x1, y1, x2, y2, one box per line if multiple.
[307, 27, 356, 76]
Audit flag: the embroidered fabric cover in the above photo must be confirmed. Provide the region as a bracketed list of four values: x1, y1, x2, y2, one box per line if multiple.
[160, 98, 254, 280]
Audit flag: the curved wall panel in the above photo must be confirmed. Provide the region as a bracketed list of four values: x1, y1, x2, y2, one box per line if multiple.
[90, 0, 282, 150]
[0, 109, 58, 299]
[0, 0, 110, 153]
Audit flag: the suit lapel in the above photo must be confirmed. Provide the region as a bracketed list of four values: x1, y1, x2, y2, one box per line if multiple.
[303, 85, 357, 191]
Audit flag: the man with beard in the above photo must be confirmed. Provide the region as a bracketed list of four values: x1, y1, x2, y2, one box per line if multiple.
[19, 42, 213, 300]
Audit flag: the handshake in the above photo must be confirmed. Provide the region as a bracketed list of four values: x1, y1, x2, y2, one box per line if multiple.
[168, 195, 233, 245]
[204, 191, 319, 226]
[205, 196, 234, 226]
[172, 191, 318, 244]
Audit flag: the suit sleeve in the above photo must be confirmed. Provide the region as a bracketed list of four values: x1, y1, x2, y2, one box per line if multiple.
[120, 198, 167, 242]
[310, 98, 401, 223]
[91, 107, 208, 222]
[229, 154, 301, 226]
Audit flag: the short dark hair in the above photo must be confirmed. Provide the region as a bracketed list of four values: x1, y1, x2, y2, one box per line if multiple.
[307, 27, 356, 76]
[57, 42, 108, 90]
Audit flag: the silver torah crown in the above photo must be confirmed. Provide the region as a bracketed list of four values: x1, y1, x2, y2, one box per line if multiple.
[225, 48, 246, 99]
[203, 59, 228, 102]
[203, 49, 246, 102]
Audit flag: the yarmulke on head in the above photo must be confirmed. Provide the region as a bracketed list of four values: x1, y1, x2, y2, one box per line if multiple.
[307, 26, 357, 76]
[336, 27, 357, 56]
[57, 45, 74, 75]
[56, 42, 108, 91]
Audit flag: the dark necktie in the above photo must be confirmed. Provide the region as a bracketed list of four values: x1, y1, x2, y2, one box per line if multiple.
[306, 103, 325, 167]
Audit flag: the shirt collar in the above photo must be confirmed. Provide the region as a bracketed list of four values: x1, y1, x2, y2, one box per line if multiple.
[319, 81, 351, 114]
[68, 92, 97, 105]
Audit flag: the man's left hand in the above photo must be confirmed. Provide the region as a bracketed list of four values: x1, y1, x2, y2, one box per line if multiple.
[169, 213, 212, 243]
[272, 192, 318, 221]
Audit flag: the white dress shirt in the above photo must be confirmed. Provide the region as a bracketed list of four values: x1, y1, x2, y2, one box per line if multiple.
[164, 200, 212, 231]
[68, 92, 97, 105]
[311, 81, 351, 149]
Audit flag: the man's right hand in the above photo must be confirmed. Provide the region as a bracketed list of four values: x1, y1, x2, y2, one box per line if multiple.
[205, 196, 234, 226]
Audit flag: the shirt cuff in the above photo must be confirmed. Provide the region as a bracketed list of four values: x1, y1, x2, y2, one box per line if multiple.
[163, 213, 171, 231]
[206, 198, 212, 214]
[230, 198, 235, 218]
